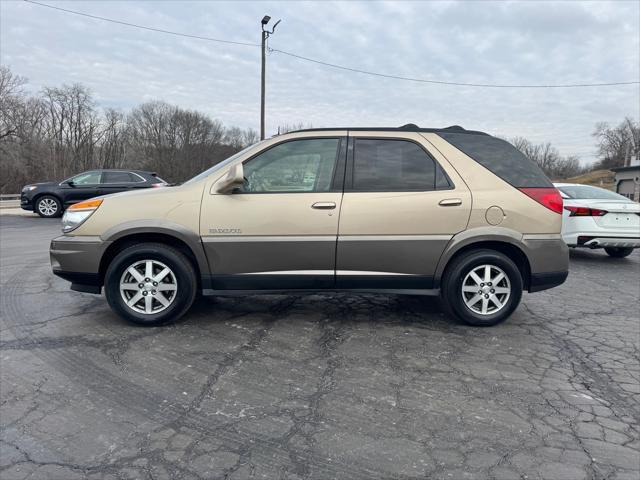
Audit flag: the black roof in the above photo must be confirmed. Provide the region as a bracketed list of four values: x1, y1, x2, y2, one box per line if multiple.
[288, 124, 489, 136]
[86, 168, 156, 174]
[611, 164, 640, 172]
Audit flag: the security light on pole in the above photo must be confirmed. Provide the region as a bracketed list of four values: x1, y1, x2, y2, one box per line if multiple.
[260, 15, 281, 140]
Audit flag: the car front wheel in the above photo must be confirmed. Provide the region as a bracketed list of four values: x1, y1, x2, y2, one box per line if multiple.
[604, 247, 634, 258]
[104, 243, 197, 325]
[441, 249, 523, 327]
[36, 195, 62, 218]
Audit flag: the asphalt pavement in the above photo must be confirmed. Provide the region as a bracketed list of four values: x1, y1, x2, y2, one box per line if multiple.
[1, 215, 639, 480]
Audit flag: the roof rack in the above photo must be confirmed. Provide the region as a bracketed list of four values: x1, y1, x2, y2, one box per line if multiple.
[287, 124, 488, 136]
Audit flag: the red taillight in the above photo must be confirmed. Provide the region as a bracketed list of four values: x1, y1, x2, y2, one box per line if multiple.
[518, 187, 563, 214]
[564, 206, 608, 217]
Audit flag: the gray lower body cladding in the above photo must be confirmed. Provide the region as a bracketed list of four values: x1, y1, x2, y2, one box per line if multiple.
[202, 234, 449, 276]
[50, 234, 569, 296]
[201, 234, 447, 290]
[50, 236, 110, 293]
[522, 236, 570, 275]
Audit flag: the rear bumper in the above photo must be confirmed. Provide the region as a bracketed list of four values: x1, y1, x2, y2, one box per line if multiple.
[521, 235, 569, 292]
[572, 236, 640, 249]
[529, 271, 569, 292]
[50, 235, 110, 294]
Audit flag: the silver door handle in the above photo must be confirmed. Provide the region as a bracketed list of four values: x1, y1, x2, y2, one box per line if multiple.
[439, 198, 462, 206]
[311, 202, 336, 210]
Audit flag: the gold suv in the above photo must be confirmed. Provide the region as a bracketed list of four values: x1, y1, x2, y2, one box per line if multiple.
[50, 125, 569, 326]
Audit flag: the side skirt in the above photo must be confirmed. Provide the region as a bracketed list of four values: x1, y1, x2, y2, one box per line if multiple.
[202, 288, 440, 297]
[201, 272, 436, 294]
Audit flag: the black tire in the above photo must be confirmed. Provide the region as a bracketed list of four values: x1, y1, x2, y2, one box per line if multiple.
[35, 195, 62, 218]
[104, 243, 197, 326]
[441, 249, 523, 327]
[604, 247, 634, 258]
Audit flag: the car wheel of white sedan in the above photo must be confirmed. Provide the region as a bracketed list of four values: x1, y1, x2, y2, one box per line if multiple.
[604, 247, 634, 258]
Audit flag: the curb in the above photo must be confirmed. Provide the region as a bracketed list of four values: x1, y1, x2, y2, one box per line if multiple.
[0, 208, 38, 217]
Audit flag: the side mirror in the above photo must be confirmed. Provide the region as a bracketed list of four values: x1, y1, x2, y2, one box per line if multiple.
[213, 163, 245, 193]
[65, 180, 75, 187]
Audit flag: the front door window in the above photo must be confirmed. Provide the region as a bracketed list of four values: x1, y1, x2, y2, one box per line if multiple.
[240, 138, 340, 193]
[71, 171, 101, 185]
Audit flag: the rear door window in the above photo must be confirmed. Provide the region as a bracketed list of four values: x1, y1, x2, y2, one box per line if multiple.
[350, 138, 450, 191]
[438, 133, 552, 188]
[102, 171, 140, 183]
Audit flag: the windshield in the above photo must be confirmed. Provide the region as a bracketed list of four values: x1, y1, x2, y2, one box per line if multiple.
[184, 141, 267, 184]
[557, 185, 632, 201]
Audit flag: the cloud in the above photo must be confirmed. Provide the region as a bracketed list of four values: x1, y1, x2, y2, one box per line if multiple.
[1, 0, 638, 164]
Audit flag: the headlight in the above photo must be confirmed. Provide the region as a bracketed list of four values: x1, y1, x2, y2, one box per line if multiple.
[62, 199, 103, 233]
[22, 185, 37, 192]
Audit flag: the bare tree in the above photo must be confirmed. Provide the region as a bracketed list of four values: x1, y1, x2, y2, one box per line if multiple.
[41, 83, 101, 177]
[99, 108, 128, 169]
[242, 128, 259, 147]
[554, 155, 582, 179]
[593, 117, 639, 169]
[510, 136, 584, 179]
[127, 101, 244, 180]
[0, 65, 28, 140]
[0, 66, 319, 192]
[277, 122, 311, 134]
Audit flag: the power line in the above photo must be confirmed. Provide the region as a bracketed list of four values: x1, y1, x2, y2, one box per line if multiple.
[23, 0, 259, 47]
[24, 0, 640, 89]
[269, 48, 640, 88]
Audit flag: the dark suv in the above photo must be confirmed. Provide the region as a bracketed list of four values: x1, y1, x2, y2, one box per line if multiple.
[21, 169, 167, 217]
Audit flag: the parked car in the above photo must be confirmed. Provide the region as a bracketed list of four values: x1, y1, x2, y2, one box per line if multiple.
[554, 182, 640, 257]
[50, 125, 569, 327]
[21, 170, 167, 218]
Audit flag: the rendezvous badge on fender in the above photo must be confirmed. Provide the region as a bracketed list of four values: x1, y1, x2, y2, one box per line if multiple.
[209, 227, 242, 234]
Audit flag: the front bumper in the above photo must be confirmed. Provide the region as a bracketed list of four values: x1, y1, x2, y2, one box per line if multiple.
[20, 194, 34, 211]
[50, 235, 110, 294]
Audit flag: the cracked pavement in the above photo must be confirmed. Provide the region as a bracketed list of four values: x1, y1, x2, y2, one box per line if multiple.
[1, 215, 639, 479]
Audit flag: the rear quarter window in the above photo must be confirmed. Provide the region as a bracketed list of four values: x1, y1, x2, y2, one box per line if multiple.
[438, 133, 552, 188]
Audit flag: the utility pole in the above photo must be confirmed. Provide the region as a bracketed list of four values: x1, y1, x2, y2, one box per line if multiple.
[260, 15, 280, 140]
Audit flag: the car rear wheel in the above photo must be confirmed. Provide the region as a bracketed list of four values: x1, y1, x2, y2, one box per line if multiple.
[36, 195, 62, 218]
[441, 249, 523, 327]
[604, 247, 634, 258]
[104, 243, 197, 326]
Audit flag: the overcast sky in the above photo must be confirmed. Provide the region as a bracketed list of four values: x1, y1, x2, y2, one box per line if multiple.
[1, 0, 639, 164]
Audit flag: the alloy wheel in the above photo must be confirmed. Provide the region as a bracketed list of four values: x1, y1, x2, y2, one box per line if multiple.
[119, 260, 178, 315]
[38, 198, 58, 216]
[461, 264, 511, 315]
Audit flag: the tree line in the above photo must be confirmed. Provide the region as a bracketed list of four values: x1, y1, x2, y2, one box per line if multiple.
[0, 66, 258, 193]
[508, 117, 638, 180]
[0, 65, 638, 192]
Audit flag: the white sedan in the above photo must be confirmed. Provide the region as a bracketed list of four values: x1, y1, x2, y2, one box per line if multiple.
[554, 183, 640, 258]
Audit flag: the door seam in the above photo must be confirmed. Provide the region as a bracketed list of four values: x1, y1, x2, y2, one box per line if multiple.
[334, 133, 350, 284]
